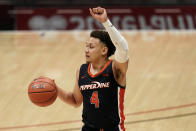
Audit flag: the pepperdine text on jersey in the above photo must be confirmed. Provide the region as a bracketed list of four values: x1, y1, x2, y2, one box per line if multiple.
[80, 81, 110, 90]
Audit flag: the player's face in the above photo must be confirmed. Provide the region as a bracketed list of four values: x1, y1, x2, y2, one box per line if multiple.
[85, 37, 105, 63]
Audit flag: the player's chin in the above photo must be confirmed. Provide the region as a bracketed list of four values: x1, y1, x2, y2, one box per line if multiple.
[85, 58, 90, 63]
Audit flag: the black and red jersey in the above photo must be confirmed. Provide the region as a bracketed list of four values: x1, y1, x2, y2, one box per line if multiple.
[78, 60, 125, 130]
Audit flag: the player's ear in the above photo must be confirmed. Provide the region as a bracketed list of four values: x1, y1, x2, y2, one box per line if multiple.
[101, 46, 108, 56]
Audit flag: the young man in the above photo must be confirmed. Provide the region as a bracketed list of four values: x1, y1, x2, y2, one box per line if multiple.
[57, 7, 129, 131]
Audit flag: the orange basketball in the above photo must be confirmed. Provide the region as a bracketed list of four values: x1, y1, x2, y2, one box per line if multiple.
[28, 76, 57, 107]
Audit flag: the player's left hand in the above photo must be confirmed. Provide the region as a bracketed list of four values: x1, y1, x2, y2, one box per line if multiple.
[89, 7, 108, 23]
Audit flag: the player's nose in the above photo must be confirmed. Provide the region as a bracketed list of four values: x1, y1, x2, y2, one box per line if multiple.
[85, 47, 89, 53]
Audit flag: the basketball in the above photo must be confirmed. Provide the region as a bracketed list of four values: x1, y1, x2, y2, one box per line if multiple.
[28, 76, 57, 107]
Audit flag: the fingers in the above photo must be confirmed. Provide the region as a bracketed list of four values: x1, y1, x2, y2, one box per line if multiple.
[97, 7, 104, 14]
[89, 7, 107, 23]
[89, 8, 94, 16]
[90, 7, 105, 15]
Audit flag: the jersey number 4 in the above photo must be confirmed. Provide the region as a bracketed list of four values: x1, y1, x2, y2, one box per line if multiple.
[90, 91, 99, 108]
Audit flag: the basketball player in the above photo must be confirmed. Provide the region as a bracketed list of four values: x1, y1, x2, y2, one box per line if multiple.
[57, 7, 129, 131]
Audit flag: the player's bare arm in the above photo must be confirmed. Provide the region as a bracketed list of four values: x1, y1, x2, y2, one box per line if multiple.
[57, 68, 83, 107]
[90, 7, 129, 86]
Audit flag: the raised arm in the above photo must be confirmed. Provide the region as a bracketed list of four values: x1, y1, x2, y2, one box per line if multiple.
[90, 7, 129, 86]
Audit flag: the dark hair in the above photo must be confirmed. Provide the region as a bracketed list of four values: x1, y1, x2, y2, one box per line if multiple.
[90, 30, 116, 57]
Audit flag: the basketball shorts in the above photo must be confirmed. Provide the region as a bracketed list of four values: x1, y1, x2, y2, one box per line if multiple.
[81, 124, 123, 131]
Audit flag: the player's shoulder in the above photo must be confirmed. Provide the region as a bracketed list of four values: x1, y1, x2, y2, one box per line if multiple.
[80, 63, 89, 68]
[75, 63, 88, 78]
[112, 59, 128, 71]
[77, 63, 89, 73]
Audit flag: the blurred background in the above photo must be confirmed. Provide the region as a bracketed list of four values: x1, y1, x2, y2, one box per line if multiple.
[1, 1, 196, 131]
[1, 0, 196, 30]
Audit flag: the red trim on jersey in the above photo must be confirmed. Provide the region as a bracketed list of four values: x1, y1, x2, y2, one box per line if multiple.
[88, 60, 112, 78]
[119, 88, 125, 131]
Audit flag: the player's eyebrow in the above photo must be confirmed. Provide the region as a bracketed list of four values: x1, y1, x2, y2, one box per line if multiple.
[86, 41, 96, 45]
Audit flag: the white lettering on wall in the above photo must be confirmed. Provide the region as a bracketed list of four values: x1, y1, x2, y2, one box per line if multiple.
[28, 14, 196, 30]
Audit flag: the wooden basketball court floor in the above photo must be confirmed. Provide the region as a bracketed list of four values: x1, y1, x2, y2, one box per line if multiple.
[0, 30, 196, 131]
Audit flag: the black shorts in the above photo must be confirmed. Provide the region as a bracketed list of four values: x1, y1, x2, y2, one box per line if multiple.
[81, 124, 123, 131]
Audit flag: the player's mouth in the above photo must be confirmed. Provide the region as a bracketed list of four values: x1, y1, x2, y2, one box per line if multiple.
[86, 54, 90, 59]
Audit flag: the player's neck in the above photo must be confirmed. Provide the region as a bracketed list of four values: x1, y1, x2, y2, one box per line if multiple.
[90, 58, 109, 74]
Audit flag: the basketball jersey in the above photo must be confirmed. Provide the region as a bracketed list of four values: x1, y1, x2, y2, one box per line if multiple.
[78, 60, 125, 130]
